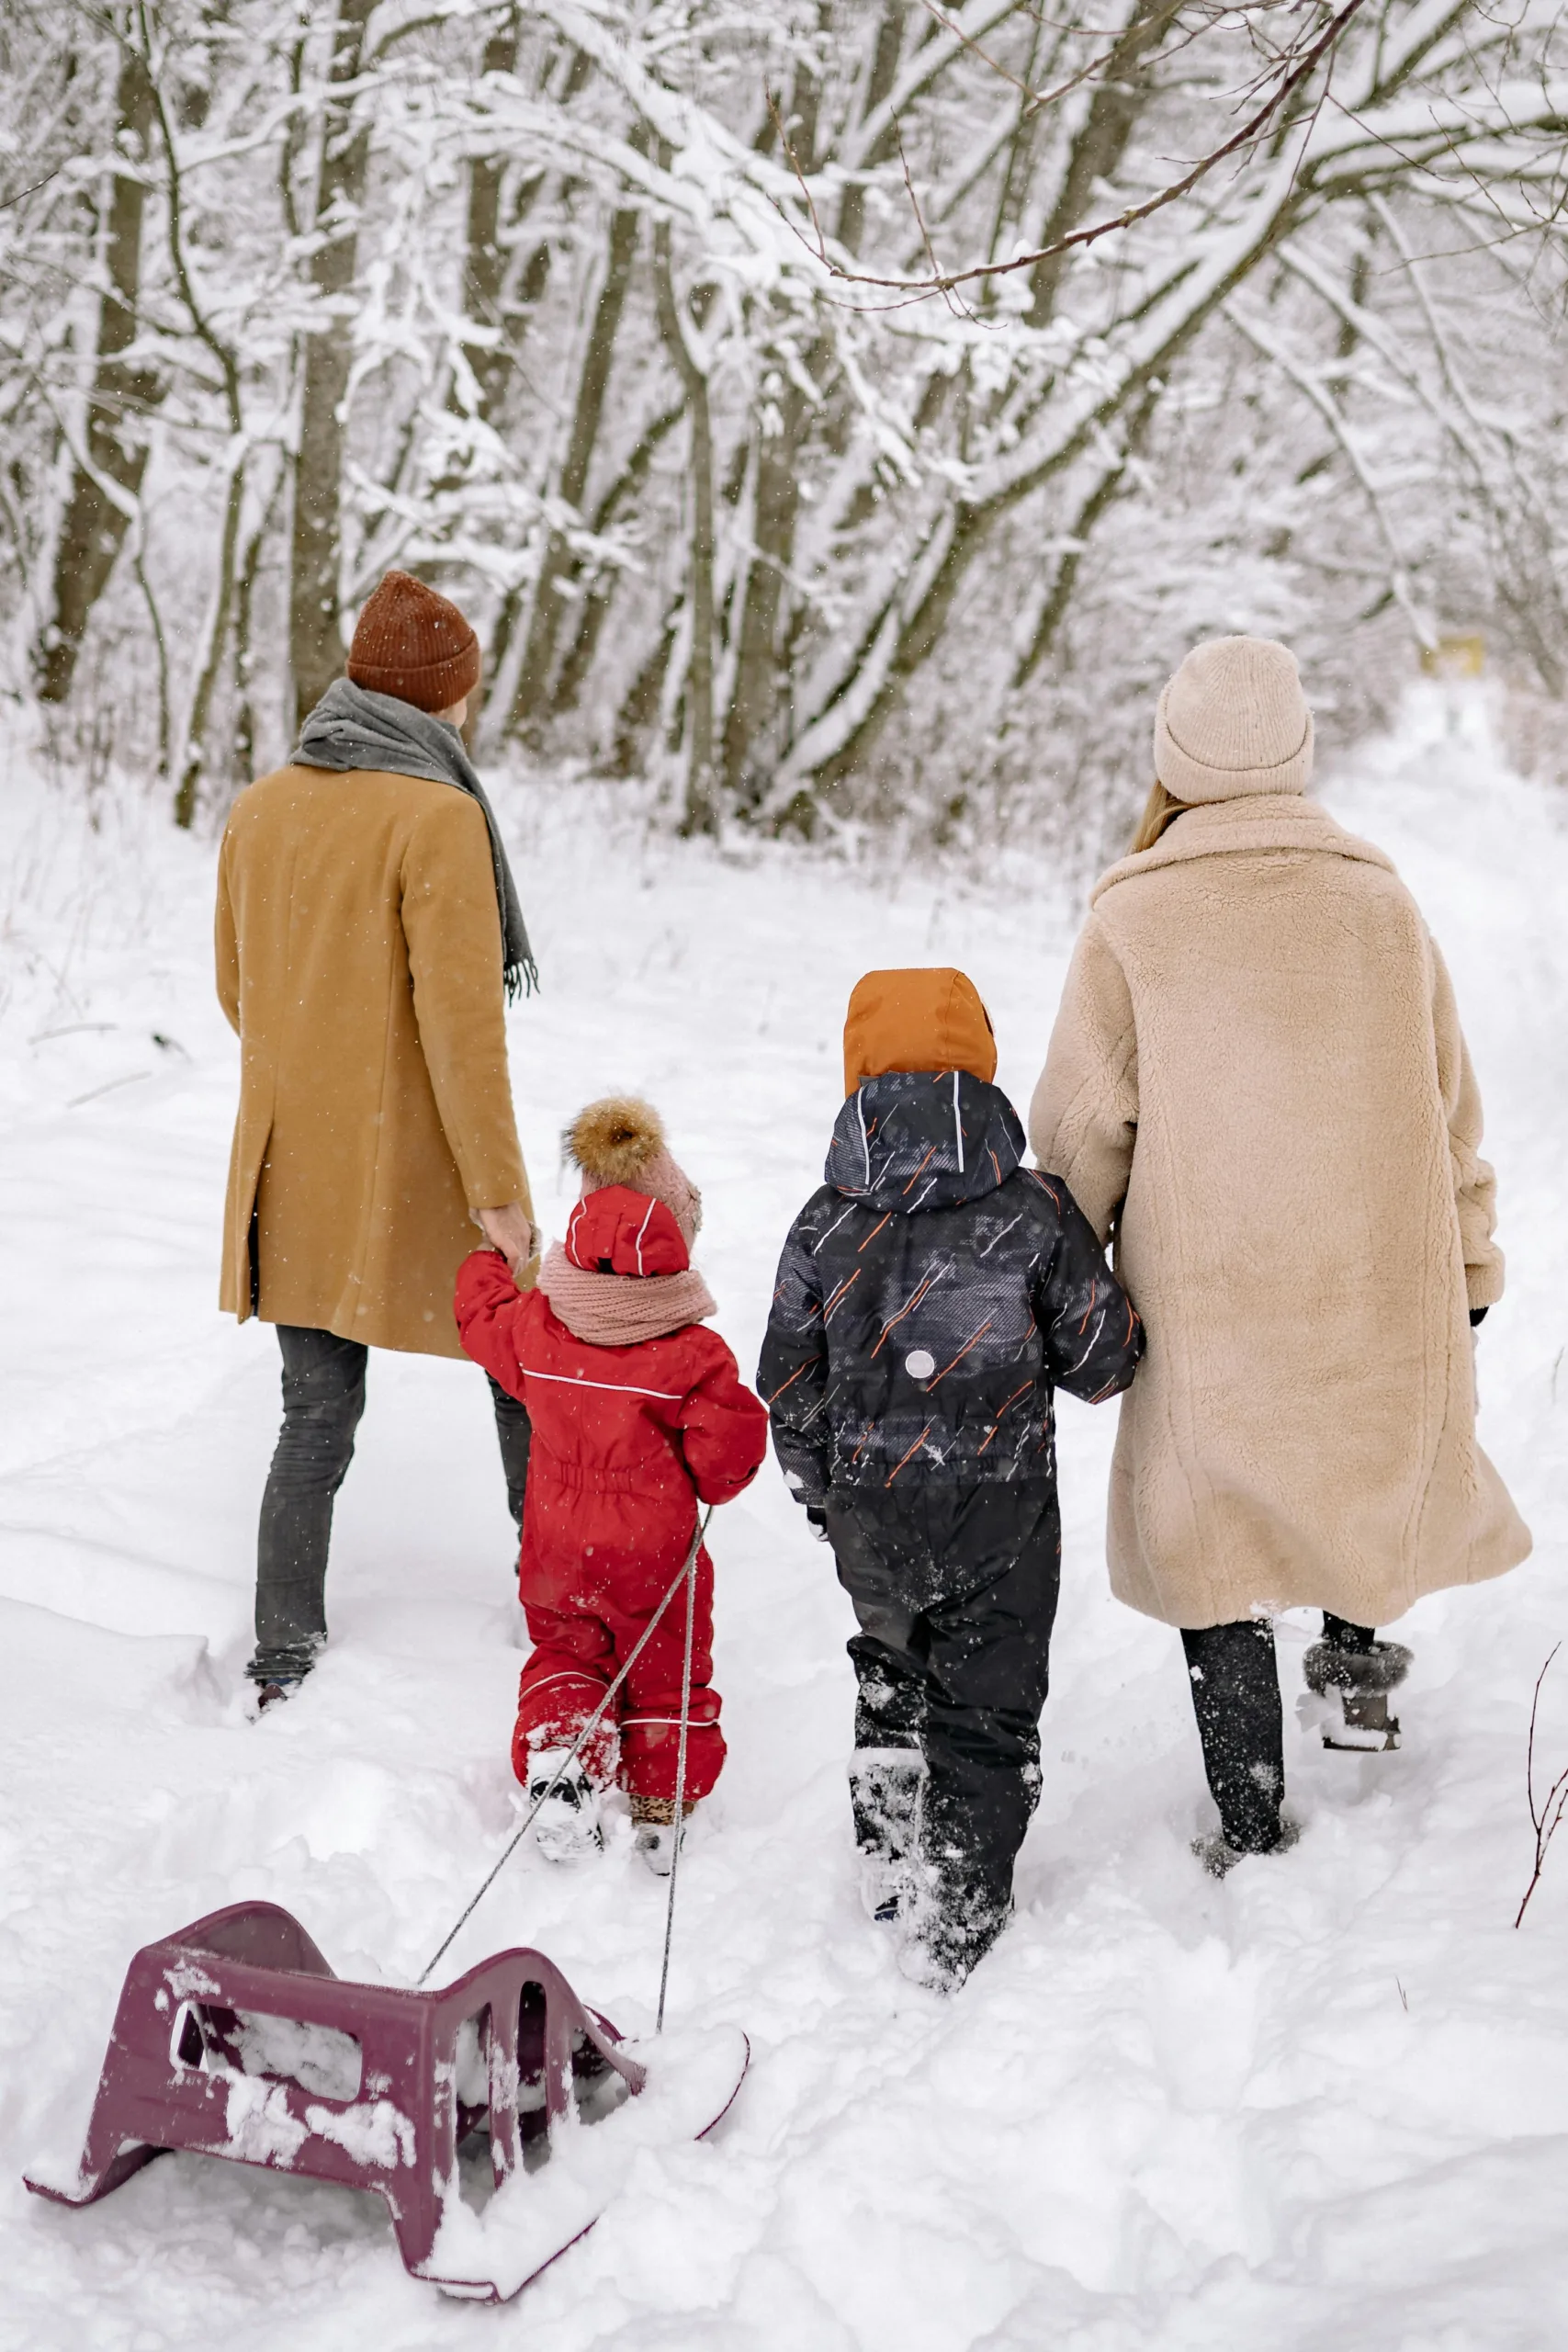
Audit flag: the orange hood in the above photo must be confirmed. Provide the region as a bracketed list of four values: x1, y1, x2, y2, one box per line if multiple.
[842, 967, 998, 1097]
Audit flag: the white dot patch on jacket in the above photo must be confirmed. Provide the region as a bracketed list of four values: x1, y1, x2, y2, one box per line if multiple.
[905, 1350, 936, 1380]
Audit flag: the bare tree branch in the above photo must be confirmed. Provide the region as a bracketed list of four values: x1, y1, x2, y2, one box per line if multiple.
[0, 164, 65, 211]
[787, 0, 1375, 299]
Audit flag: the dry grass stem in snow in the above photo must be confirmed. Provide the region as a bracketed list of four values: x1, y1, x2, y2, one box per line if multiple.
[1514, 1643, 1568, 1928]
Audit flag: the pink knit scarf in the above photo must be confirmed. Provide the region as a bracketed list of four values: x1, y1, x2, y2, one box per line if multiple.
[536, 1241, 716, 1348]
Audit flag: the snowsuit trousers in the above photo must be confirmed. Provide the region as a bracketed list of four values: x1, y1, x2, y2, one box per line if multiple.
[512, 1544, 723, 1804]
[252, 1324, 532, 1681]
[825, 1481, 1061, 1933]
[1181, 1611, 1376, 1852]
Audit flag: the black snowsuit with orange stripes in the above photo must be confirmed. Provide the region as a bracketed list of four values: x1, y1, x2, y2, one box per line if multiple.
[760, 1070, 1142, 1957]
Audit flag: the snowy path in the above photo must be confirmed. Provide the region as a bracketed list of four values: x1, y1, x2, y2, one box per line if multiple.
[3, 695, 1567, 2351]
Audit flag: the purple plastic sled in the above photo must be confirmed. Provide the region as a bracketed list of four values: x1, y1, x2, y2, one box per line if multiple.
[25, 1901, 689, 2300]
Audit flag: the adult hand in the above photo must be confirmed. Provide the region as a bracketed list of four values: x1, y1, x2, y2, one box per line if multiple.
[478, 1203, 537, 1277]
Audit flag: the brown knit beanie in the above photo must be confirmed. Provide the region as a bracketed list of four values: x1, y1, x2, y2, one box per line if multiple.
[346, 570, 480, 713]
[1154, 635, 1314, 804]
[565, 1098, 703, 1246]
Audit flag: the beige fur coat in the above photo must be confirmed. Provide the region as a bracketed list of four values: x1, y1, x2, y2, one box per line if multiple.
[1029, 791, 1530, 1630]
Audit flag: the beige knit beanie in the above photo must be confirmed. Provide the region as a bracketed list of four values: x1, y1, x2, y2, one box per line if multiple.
[1154, 635, 1314, 804]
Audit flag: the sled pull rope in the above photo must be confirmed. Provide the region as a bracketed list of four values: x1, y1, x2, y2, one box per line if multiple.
[417, 1508, 714, 1988]
[655, 1532, 700, 2034]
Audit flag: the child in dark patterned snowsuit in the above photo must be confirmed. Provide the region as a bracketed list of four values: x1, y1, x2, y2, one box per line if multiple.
[759, 969, 1142, 1988]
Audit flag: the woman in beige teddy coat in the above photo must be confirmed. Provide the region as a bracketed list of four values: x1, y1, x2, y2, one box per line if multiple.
[1029, 634, 1530, 1870]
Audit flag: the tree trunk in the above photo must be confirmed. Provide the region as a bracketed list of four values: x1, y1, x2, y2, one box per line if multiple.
[232, 458, 287, 778]
[35, 32, 162, 706]
[461, 22, 521, 424]
[507, 190, 642, 729]
[720, 372, 807, 803]
[175, 450, 246, 827]
[717, 41, 824, 805]
[551, 398, 683, 713]
[651, 211, 716, 836]
[131, 544, 171, 779]
[835, 6, 904, 253]
[288, 0, 376, 731]
[1024, 0, 1184, 332]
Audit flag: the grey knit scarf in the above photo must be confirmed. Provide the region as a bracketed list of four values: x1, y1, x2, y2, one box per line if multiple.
[295, 676, 537, 1001]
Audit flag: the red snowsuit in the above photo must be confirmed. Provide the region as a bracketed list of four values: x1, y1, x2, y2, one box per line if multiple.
[455, 1202, 767, 1803]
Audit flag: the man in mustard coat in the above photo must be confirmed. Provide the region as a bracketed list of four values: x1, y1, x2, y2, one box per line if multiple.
[217, 571, 538, 1703]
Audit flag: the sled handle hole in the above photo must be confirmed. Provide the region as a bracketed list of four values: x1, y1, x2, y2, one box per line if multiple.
[166, 2000, 364, 2100]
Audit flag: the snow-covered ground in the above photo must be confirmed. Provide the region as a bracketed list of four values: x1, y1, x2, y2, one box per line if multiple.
[2, 687, 1566, 2351]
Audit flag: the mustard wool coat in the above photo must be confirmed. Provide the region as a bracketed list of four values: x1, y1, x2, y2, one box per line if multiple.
[216, 765, 533, 1359]
[1029, 790, 1530, 1632]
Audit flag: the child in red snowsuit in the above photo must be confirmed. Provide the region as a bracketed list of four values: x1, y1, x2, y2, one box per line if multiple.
[455, 1097, 767, 1871]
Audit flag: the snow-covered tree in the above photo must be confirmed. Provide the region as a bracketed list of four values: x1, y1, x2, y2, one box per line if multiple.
[3, 0, 1564, 842]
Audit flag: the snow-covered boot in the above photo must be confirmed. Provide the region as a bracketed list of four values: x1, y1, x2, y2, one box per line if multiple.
[525, 1748, 604, 1863]
[630, 1794, 694, 1877]
[246, 1638, 320, 1713]
[1303, 1636, 1412, 1752]
[849, 1747, 926, 1923]
[1191, 1815, 1301, 1880]
[896, 1875, 1010, 1994]
[253, 1675, 308, 1713]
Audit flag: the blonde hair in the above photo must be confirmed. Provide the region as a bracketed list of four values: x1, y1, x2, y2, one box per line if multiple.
[1129, 779, 1191, 855]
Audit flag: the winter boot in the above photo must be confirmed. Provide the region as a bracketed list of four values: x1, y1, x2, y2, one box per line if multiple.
[849, 1747, 926, 1924]
[630, 1793, 695, 1877]
[253, 1676, 308, 1713]
[246, 1637, 321, 1712]
[1303, 1635, 1412, 1752]
[524, 1748, 604, 1863]
[896, 1872, 1010, 1994]
[1191, 1815, 1301, 1880]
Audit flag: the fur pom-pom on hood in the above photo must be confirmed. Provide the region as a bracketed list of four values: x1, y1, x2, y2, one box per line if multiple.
[564, 1096, 703, 1246]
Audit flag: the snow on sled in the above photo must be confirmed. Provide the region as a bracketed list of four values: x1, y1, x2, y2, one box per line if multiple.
[24, 1899, 748, 2302]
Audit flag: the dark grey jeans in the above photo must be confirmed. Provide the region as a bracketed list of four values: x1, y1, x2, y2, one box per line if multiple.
[249, 1325, 531, 1683]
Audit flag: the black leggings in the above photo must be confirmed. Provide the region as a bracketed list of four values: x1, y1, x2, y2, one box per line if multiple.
[1181, 1611, 1376, 1852]
[251, 1325, 531, 1681]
